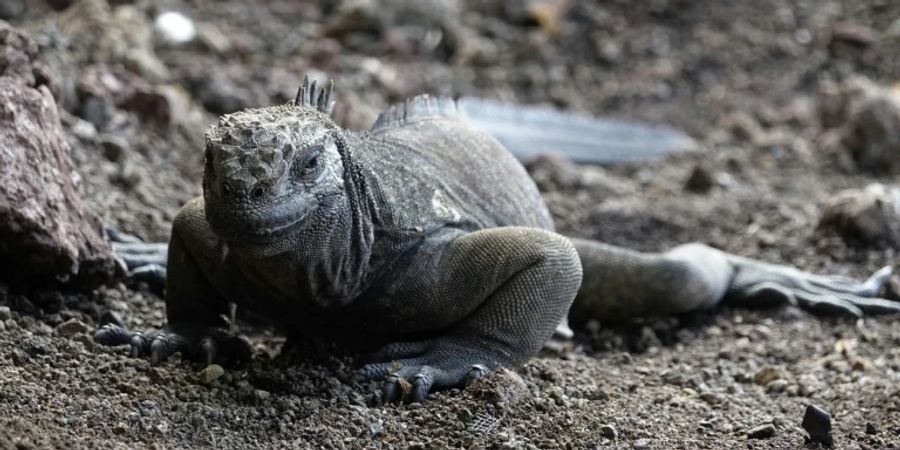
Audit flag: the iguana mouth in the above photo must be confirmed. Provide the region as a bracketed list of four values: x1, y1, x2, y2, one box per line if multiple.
[205, 200, 312, 243]
[247, 212, 308, 238]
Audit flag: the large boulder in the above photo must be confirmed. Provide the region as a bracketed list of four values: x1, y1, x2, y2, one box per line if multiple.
[0, 22, 118, 287]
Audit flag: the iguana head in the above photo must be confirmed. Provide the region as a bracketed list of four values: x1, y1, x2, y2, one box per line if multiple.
[202, 77, 346, 243]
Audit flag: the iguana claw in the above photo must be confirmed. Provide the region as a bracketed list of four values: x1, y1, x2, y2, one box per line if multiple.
[730, 263, 900, 317]
[357, 339, 500, 403]
[94, 324, 251, 367]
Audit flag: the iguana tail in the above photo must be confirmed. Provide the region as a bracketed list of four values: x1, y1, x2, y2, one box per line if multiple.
[457, 97, 695, 165]
[567, 237, 899, 322]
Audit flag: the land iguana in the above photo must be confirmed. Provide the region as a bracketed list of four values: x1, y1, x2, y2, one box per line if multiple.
[97, 76, 900, 402]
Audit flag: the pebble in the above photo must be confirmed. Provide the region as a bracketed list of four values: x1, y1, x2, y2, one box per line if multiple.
[633, 439, 651, 450]
[254, 389, 271, 401]
[198, 364, 225, 384]
[54, 319, 89, 338]
[765, 379, 789, 393]
[802, 404, 834, 447]
[747, 423, 776, 439]
[865, 422, 878, 434]
[753, 366, 783, 385]
[700, 392, 722, 405]
[599, 424, 617, 440]
[0, 306, 10, 320]
[100, 135, 130, 163]
[684, 165, 714, 193]
[155, 11, 196, 44]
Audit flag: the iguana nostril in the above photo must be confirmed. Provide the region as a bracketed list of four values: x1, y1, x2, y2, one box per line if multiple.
[251, 185, 267, 200]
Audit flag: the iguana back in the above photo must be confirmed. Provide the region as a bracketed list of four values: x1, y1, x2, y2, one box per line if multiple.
[355, 95, 553, 235]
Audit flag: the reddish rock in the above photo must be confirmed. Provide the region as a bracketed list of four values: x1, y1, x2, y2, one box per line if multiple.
[0, 22, 118, 287]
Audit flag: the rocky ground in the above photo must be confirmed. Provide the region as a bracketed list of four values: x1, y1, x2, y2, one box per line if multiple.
[1, 0, 900, 448]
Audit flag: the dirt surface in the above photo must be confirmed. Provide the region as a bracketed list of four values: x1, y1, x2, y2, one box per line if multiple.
[2, 0, 900, 448]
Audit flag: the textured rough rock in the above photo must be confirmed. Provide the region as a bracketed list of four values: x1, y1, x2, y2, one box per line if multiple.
[818, 77, 900, 174]
[819, 184, 900, 247]
[0, 22, 118, 287]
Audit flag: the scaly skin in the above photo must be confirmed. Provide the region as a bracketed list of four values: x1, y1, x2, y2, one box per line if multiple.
[98, 78, 900, 402]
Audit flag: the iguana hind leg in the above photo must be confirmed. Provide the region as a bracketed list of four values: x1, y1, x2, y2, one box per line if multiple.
[357, 227, 582, 402]
[569, 239, 898, 322]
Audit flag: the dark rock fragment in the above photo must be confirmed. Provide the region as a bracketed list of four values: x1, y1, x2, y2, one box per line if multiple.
[684, 164, 714, 193]
[802, 404, 834, 447]
[747, 423, 775, 439]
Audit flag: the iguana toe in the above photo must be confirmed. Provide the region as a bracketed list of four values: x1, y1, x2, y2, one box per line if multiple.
[358, 341, 502, 403]
[94, 325, 251, 366]
[732, 265, 900, 317]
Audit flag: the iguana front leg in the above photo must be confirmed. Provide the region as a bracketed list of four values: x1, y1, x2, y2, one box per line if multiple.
[568, 240, 898, 322]
[95, 199, 251, 366]
[357, 227, 582, 402]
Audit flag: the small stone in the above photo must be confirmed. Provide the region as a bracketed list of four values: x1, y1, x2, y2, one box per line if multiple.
[113, 422, 128, 434]
[722, 111, 767, 145]
[254, 389, 271, 401]
[765, 379, 789, 393]
[69, 118, 98, 142]
[700, 392, 722, 404]
[829, 21, 877, 49]
[369, 419, 384, 438]
[753, 366, 783, 385]
[198, 364, 224, 384]
[748, 423, 776, 439]
[0, 306, 10, 320]
[599, 424, 617, 440]
[155, 11, 196, 44]
[865, 422, 878, 434]
[802, 404, 834, 447]
[54, 319, 89, 337]
[99, 135, 130, 163]
[633, 438, 651, 450]
[685, 165, 714, 193]
[11, 349, 27, 366]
